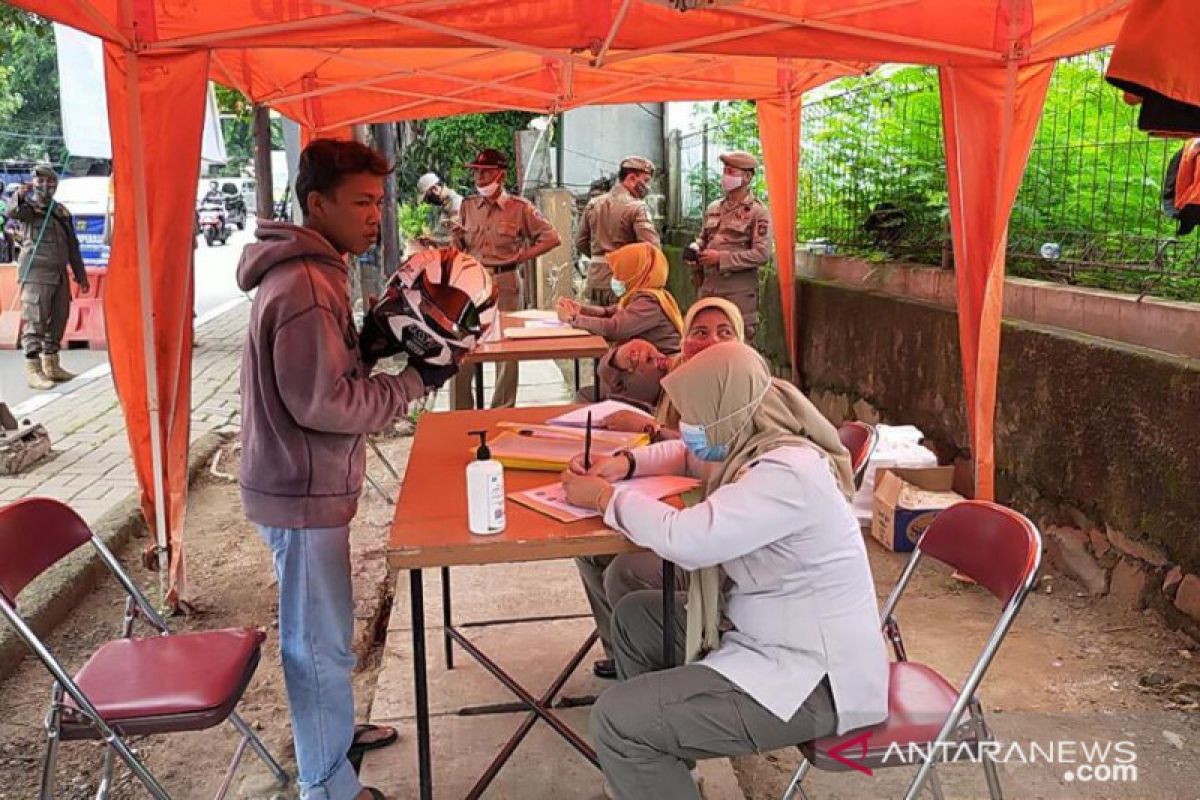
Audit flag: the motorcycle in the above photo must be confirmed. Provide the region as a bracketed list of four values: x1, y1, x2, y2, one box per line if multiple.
[220, 186, 247, 230]
[197, 200, 231, 246]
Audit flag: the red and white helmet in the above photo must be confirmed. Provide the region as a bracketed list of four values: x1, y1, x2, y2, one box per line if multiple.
[360, 247, 497, 366]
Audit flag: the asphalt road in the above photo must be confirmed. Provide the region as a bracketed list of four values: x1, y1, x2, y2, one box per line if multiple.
[0, 220, 256, 411]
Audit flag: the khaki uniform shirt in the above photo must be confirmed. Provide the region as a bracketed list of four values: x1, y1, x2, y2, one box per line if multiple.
[452, 190, 558, 269]
[572, 294, 681, 355]
[575, 183, 660, 290]
[6, 193, 86, 286]
[693, 193, 771, 329]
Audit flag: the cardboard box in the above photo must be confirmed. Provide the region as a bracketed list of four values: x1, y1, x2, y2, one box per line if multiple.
[871, 466, 964, 552]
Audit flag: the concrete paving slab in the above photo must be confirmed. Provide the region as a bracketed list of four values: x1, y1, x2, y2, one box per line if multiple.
[371, 616, 608, 720]
[360, 707, 607, 800]
[389, 560, 595, 632]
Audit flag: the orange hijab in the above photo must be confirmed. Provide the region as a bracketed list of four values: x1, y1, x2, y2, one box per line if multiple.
[605, 242, 685, 335]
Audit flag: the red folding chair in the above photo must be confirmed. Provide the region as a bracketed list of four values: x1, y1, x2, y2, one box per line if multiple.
[0, 498, 291, 799]
[782, 500, 1042, 800]
[837, 421, 878, 490]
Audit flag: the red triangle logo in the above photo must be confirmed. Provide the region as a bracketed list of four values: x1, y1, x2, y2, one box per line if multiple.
[827, 731, 874, 776]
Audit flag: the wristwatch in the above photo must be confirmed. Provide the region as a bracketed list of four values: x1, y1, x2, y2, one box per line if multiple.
[616, 449, 637, 480]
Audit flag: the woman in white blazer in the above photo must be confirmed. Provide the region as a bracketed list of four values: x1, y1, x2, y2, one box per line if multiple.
[561, 341, 888, 799]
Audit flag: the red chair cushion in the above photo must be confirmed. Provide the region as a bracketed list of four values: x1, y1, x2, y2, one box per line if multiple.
[803, 661, 970, 770]
[67, 628, 265, 722]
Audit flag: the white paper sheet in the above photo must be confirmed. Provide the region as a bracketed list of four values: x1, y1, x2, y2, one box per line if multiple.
[502, 327, 590, 339]
[507, 309, 560, 321]
[511, 475, 701, 521]
[547, 400, 655, 428]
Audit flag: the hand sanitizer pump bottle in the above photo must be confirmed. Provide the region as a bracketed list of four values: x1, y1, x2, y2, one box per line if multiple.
[466, 430, 506, 535]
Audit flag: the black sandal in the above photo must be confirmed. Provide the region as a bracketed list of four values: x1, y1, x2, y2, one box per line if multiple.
[348, 723, 399, 756]
[362, 788, 386, 800]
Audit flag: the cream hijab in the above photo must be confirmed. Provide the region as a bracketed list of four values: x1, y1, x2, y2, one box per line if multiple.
[660, 341, 855, 662]
[654, 297, 746, 428]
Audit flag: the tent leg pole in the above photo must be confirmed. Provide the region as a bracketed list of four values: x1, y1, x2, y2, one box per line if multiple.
[123, 48, 173, 611]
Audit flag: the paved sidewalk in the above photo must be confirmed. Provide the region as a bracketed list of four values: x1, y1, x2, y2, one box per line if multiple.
[0, 299, 250, 523]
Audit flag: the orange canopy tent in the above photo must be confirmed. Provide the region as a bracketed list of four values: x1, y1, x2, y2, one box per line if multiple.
[12, 0, 1130, 604]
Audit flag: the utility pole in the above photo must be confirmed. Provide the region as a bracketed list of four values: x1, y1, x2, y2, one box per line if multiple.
[375, 122, 401, 277]
[555, 112, 565, 188]
[252, 105, 274, 219]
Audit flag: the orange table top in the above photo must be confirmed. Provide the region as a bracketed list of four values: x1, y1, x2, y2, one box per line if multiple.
[388, 405, 642, 569]
[463, 314, 609, 364]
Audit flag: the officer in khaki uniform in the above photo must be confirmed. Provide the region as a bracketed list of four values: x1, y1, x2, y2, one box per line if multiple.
[690, 151, 771, 341]
[452, 148, 561, 409]
[415, 171, 463, 248]
[574, 156, 660, 306]
[5, 165, 89, 389]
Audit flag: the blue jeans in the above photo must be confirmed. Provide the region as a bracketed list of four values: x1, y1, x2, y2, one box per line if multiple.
[258, 525, 362, 800]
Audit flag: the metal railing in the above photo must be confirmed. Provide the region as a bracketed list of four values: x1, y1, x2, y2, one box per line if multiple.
[665, 52, 1200, 301]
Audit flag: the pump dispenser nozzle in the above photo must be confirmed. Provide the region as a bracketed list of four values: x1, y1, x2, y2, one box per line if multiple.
[469, 429, 491, 460]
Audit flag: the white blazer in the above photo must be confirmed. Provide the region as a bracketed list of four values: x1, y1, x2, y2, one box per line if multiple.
[604, 440, 889, 733]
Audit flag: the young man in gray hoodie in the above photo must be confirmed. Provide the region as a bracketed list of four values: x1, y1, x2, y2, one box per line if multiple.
[238, 139, 453, 800]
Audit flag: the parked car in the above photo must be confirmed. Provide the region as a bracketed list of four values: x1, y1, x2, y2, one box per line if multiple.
[55, 176, 113, 267]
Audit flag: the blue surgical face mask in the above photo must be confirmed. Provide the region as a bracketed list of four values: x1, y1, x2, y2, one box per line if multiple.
[610, 278, 627, 298]
[678, 383, 771, 462]
[680, 421, 728, 461]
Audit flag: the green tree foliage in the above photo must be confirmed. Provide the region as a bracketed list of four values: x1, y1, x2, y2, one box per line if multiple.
[0, 11, 65, 163]
[214, 85, 253, 176]
[696, 55, 1199, 300]
[394, 111, 534, 197]
[210, 86, 283, 177]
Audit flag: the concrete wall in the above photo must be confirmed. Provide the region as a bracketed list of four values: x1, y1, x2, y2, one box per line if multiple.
[797, 279, 1200, 637]
[800, 253, 1200, 360]
[533, 189, 574, 309]
[561, 104, 665, 192]
[661, 239, 791, 373]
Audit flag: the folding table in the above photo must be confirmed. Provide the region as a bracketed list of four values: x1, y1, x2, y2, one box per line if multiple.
[388, 405, 679, 799]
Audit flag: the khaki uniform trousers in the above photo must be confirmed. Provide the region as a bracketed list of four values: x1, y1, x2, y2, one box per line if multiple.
[20, 281, 70, 358]
[451, 269, 521, 409]
[590, 590, 838, 800]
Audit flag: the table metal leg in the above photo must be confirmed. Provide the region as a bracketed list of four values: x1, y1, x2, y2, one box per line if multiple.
[455, 627, 601, 800]
[441, 566, 453, 670]
[474, 362, 485, 410]
[593, 358, 601, 402]
[662, 560, 676, 667]
[410, 570, 432, 800]
[573, 359, 581, 396]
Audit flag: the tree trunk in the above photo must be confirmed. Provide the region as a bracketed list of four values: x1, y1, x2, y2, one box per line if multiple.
[252, 105, 274, 219]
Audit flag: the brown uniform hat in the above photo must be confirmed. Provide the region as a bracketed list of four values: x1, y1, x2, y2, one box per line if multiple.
[719, 151, 759, 170]
[465, 148, 508, 170]
[619, 156, 655, 175]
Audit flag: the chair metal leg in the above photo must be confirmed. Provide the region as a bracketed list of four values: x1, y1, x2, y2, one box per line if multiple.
[103, 731, 172, 799]
[39, 683, 63, 800]
[981, 753, 1004, 800]
[96, 745, 114, 799]
[969, 700, 1004, 800]
[780, 755, 812, 800]
[926, 764, 946, 800]
[228, 712, 291, 787]
[213, 734, 250, 800]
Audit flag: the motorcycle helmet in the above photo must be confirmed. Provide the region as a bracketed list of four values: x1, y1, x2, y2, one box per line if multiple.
[360, 247, 498, 365]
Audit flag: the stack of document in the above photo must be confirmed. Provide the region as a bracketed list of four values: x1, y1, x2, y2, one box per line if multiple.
[501, 309, 590, 339]
[547, 401, 656, 429]
[483, 422, 648, 471]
